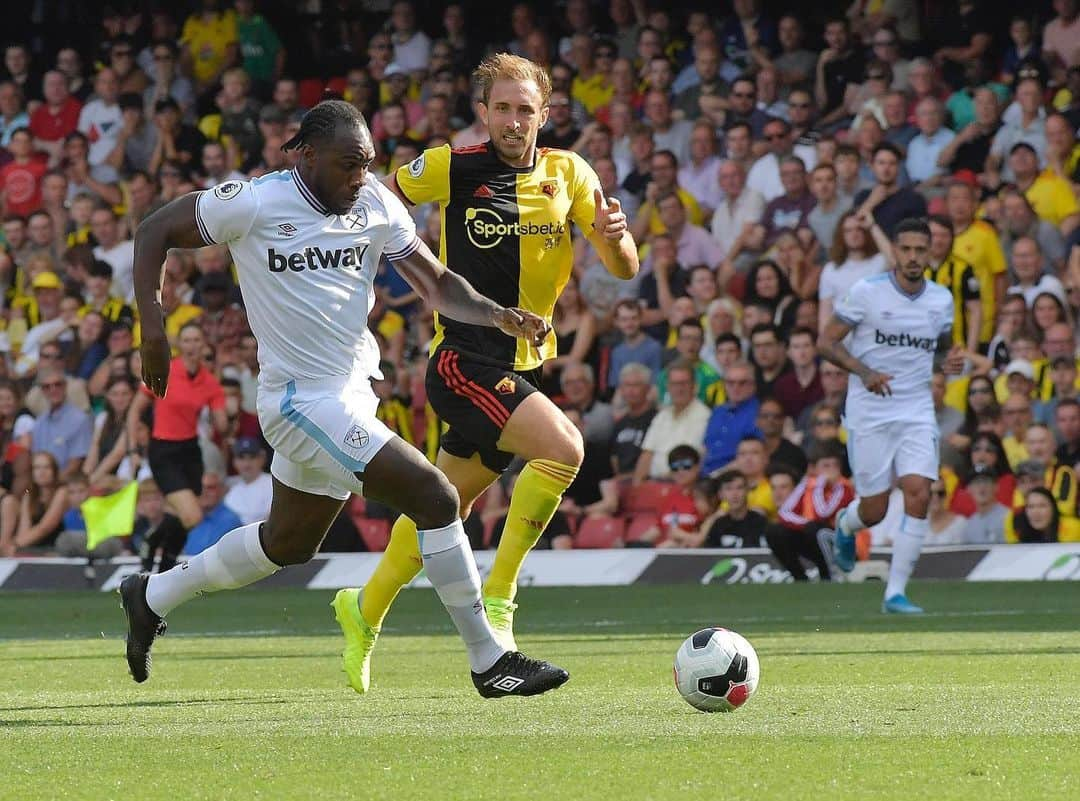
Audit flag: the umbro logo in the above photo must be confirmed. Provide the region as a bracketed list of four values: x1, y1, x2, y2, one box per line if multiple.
[277, 223, 298, 238]
[473, 184, 494, 199]
[488, 675, 525, 692]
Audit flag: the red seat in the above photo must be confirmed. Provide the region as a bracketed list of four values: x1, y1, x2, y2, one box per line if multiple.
[621, 481, 672, 515]
[356, 518, 391, 551]
[624, 513, 659, 543]
[574, 516, 625, 549]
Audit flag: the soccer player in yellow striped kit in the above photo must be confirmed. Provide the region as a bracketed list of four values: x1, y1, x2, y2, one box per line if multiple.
[331, 53, 639, 692]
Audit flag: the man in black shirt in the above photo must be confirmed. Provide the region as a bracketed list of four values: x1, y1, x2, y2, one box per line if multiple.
[610, 362, 658, 479]
[536, 89, 580, 150]
[815, 18, 864, 130]
[853, 142, 927, 237]
[704, 469, 767, 547]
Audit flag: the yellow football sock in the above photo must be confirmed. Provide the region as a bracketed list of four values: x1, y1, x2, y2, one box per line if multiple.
[484, 458, 578, 602]
[359, 514, 423, 629]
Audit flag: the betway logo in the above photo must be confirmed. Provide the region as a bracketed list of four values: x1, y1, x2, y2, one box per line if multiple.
[267, 244, 369, 272]
[874, 329, 935, 351]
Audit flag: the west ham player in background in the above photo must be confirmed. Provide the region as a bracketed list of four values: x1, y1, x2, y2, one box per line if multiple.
[120, 100, 569, 699]
[818, 215, 965, 614]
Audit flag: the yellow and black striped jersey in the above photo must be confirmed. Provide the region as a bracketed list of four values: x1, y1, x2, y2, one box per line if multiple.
[394, 142, 601, 371]
[927, 255, 979, 348]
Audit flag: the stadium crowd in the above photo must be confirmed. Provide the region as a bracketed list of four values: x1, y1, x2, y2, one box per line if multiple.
[1, 0, 1079, 571]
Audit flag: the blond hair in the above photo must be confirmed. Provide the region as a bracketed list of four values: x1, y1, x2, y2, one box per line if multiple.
[472, 53, 552, 106]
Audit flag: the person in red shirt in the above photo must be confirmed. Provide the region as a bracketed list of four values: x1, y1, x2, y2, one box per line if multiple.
[29, 71, 81, 165]
[127, 321, 228, 534]
[766, 439, 853, 580]
[0, 128, 47, 217]
[634, 445, 704, 546]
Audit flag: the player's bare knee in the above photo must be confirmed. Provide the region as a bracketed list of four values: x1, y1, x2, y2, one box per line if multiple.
[859, 499, 889, 527]
[414, 476, 460, 529]
[546, 417, 584, 466]
[903, 486, 931, 518]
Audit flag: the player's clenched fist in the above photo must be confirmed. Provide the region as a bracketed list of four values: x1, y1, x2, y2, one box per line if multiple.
[494, 307, 551, 348]
[593, 188, 627, 241]
[140, 333, 172, 398]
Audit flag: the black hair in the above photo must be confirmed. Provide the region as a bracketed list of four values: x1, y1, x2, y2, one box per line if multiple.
[894, 217, 931, 240]
[871, 141, 903, 161]
[927, 213, 953, 233]
[715, 332, 741, 349]
[715, 469, 746, 489]
[281, 100, 369, 153]
[668, 444, 701, 465]
[1013, 487, 1060, 543]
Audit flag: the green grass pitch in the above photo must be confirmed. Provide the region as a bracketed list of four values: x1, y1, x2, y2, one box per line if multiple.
[1, 581, 1078, 801]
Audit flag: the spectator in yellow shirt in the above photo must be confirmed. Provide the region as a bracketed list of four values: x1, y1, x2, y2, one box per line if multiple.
[1009, 141, 1080, 237]
[180, 1, 239, 91]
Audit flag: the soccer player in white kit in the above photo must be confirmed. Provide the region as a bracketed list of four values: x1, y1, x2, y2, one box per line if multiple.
[119, 101, 570, 698]
[818, 217, 965, 614]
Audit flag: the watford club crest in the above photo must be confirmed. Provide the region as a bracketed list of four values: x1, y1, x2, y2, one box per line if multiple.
[495, 377, 516, 395]
[540, 180, 558, 198]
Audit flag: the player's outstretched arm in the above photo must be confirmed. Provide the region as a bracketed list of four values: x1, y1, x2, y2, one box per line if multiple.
[588, 189, 639, 280]
[133, 193, 207, 397]
[390, 238, 550, 347]
[818, 314, 894, 396]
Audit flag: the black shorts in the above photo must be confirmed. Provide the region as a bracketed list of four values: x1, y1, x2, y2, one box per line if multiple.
[148, 437, 204, 496]
[426, 347, 542, 473]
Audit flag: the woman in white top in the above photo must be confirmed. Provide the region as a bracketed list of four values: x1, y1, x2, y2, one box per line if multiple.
[926, 477, 969, 545]
[817, 210, 887, 332]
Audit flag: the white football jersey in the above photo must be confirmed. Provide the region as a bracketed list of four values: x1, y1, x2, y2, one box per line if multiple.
[195, 169, 419, 385]
[834, 272, 953, 430]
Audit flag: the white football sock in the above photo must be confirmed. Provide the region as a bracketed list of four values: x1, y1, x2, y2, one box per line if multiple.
[838, 500, 865, 536]
[419, 519, 505, 673]
[145, 522, 280, 617]
[885, 514, 928, 599]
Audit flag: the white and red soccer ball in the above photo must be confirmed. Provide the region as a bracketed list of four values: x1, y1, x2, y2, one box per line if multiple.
[674, 627, 760, 713]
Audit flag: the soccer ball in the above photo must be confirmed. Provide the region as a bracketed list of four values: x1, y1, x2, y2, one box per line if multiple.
[673, 628, 760, 713]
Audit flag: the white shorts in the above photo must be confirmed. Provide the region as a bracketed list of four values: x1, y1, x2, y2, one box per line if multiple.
[257, 375, 396, 501]
[846, 421, 939, 497]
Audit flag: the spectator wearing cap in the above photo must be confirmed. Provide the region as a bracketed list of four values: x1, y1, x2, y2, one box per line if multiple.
[107, 93, 157, 174]
[999, 189, 1067, 276]
[30, 369, 93, 480]
[986, 78, 1047, 185]
[1009, 142, 1080, 237]
[223, 436, 272, 525]
[960, 468, 1009, 544]
[196, 270, 249, 360]
[14, 269, 65, 333]
[148, 97, 207, 174]
[947, 181, 1005, 350]
[143, 40, 194, 122]
[29, 71, 81, 163]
